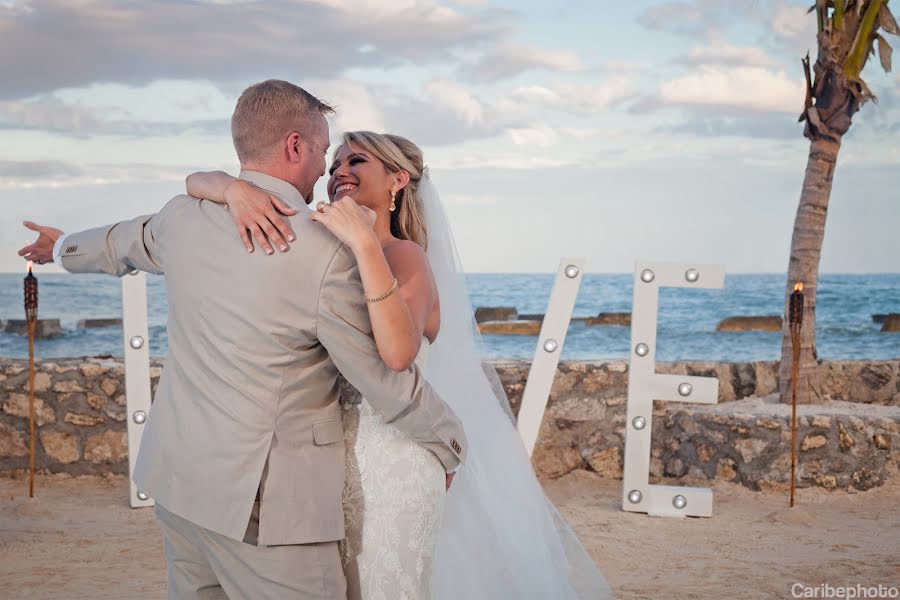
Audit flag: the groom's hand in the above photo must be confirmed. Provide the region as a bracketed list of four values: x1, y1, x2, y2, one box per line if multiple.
[18, 221, 64, 264]
[446, 472, 455, 491]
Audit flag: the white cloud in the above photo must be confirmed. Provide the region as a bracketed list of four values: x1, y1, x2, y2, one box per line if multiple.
[466, 45, 581, 82]
[438, 154, 573, 170]
[306, 79, 388, 137]
[424, 79, 485, 125]
[506, 125, 560, 147]
[771, 3, 813, 41]
[310, 0, 455, 20]
[683, 40, 777, 67]
[0, 85, 231, 137]
[442, 193, 497, 206]
[0, 98, 101, 135]
[505, 76, 634, 116]
[659, 66, 805, 114]
[0, 0, 505, 100]
[0, 160, 196, 190]
[636, 0, 754, 36]
[298, 77, 506, 147]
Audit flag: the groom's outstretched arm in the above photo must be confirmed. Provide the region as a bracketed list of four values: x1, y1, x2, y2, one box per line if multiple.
[57, 199, 184, 276]
[318, 244, 467, 472]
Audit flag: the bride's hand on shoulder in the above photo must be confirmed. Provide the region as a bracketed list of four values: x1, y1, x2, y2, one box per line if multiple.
[224, 180, 299, 255]
[310, 197, 378, 252]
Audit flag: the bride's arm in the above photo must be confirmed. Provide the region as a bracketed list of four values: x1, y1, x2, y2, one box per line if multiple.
[185, 170, 237, 203]
[358, 238, 436, 372]
[312, 200, 435, 371]
[185, 171, 298, 254]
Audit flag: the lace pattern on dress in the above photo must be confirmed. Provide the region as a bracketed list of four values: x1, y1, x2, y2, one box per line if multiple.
[336, 341, 445, 600]
[338, 375, 363, 407]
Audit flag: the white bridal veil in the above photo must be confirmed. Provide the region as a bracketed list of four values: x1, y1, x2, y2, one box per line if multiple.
[419, 169, 614, 599]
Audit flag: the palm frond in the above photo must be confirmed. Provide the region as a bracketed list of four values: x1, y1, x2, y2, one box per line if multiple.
[879, 4, 900, 35]
[844, 0, 885, 79]
[876, 33, 893, 70]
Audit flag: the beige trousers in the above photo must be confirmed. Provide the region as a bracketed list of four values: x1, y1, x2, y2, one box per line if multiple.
[155, 502, 346, 600]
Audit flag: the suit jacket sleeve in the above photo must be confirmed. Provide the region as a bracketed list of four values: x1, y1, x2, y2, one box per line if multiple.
[58, 198, 180, 276]
[317, 244, 467, 471]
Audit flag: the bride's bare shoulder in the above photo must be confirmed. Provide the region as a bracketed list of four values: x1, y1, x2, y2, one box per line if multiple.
[382, 239, 431, 281]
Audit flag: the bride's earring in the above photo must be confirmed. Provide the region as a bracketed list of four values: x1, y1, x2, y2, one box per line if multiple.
[389, 190, 397, 212]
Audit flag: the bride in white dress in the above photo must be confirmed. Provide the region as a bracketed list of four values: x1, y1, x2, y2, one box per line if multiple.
[186, 131, 613, 599]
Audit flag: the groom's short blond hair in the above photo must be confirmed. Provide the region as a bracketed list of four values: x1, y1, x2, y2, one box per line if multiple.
[231, 80, 334, 165]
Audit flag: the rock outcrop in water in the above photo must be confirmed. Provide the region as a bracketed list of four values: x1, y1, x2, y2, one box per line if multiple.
[716, 316, 783, 332]
[586, 313, 631, 326]
[77, 319, 123, 329]
[1, 319, 63, 339]
[474, 306, 518, 323]
[880, 314, 900, 332]
[478, 320, 542, 335]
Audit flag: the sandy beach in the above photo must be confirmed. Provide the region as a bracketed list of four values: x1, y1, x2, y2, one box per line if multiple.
[1, 470, 897, 600]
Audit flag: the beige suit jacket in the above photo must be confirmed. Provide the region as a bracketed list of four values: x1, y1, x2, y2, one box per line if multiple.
[60, 171, 466, 545]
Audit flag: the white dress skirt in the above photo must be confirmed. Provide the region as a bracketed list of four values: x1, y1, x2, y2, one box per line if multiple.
[338, 339, 445, 600]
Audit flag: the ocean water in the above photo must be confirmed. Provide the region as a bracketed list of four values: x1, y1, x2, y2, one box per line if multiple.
[0, 273, 897, 361]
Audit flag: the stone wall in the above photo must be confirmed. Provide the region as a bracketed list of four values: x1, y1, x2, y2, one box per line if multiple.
[494, 360, 900, 412]
[1, 358, 898, 491]
[0, 358, 162, 476]
[495, 360, 899, 491]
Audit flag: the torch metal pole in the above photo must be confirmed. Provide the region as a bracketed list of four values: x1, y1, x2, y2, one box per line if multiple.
[28, 320, 36, 498]
[788, 282, 804, 508]
[790, 325, 799, 507]
[24, 265, 38, 498]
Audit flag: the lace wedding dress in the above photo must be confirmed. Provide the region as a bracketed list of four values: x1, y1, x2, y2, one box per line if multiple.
[339, 338, 445, 600]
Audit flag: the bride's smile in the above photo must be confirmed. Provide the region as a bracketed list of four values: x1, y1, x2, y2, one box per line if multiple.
[327, 142, 404, 213]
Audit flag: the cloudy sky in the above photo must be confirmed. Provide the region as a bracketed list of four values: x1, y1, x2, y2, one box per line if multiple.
[2, 0, 898, 274]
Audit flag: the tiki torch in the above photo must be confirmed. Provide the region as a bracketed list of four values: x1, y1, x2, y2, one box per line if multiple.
[24, 261, 38, 498]
[788, 281, 804, 507]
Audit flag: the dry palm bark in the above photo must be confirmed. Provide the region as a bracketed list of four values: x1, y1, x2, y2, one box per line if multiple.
[779, 0, 898, 404]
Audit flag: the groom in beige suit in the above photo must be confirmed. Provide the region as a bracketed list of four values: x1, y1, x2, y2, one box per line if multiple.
[19, 80, 466, 599]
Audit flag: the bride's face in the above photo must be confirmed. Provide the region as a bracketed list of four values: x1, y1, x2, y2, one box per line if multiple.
[326, 142, 394, 211]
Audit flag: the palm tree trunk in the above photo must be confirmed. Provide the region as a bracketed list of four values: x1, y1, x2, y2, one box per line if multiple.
[779, 137, 841, 404]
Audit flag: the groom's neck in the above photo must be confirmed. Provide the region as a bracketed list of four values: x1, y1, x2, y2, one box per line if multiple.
[241, 162, 298, 191]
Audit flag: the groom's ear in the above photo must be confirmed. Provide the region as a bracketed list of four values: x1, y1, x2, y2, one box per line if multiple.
[286, 131, 304, 163]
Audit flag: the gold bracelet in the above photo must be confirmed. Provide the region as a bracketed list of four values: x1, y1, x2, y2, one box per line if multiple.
[365, 278, 398, 303]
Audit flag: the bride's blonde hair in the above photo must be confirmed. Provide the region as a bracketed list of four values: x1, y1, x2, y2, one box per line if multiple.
[338, 131, 428, 250]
